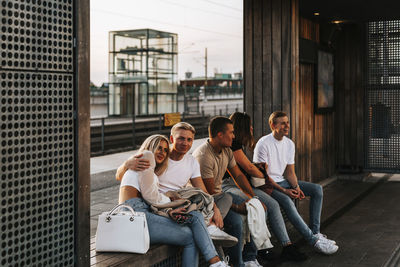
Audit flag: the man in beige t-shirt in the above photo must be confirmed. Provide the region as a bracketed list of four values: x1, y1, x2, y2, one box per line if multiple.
[193, 140, 236, 194]
[193, 116, 261, 267]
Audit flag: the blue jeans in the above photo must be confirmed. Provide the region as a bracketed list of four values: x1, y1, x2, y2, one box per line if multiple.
[223, 183, 291, 246]
[271, 180, 323, 245]
[224, 193, 257, 267]
[125, 198, 217, 267]
[253, 188, 292, 246]
[220, 185, 257, 267]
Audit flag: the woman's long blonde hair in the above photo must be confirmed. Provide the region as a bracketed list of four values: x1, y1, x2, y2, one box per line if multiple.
[115, 134, 170, 181]
[138, 134, 170, 175]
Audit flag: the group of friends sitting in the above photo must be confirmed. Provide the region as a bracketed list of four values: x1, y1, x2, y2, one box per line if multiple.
[115, 111, 338, 267]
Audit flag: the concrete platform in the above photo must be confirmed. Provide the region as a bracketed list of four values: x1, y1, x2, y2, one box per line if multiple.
[275, 175, 400, 267]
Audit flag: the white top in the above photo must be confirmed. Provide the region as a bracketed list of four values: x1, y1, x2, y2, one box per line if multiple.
[253, 133, 295, 183]
[120, 152, 171, 205]
[120, 170, 141, 191]
[158, 154, 201, 193]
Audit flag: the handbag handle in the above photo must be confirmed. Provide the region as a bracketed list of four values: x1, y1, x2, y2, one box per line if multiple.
[108, 204, 136, 216]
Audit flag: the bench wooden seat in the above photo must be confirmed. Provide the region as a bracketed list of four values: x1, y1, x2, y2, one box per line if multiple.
[90, 200, 298, 266]
[90, 237, 184, 267]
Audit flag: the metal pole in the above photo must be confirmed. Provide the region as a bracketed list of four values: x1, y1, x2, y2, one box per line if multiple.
[132, 84, 136, 149]
[184, 85, 187, 115]
[197, 91, 200, 114]
[101, 118, 105, 154]
[132, 115, 135, 149]
[204, 47, 208, 98]
[202, 110, 206, 137]
[159, 114, 163, 130]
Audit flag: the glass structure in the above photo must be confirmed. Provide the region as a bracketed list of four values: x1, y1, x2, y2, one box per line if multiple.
[108, 29, 178, 116]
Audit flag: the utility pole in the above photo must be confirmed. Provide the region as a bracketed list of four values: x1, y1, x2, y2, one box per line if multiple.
[204, 47, 208, 94]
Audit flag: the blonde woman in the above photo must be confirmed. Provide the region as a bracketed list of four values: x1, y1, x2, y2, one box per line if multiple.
[118, 135, 227, 267]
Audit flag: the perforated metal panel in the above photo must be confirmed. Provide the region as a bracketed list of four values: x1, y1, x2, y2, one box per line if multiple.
[150, 252, 207, 267]
[0, 0, 75, 265]
[366, 21, 400, 172]
[0, 0, 73, 71]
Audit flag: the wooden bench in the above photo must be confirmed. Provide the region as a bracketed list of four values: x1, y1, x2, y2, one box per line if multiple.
[91, 237, 186, 267]
[90, 201, 298, 266]
[91, 236, 212, 267]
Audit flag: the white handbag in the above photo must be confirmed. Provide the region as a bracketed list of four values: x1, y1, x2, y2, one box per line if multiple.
[95, 204, 150, 254]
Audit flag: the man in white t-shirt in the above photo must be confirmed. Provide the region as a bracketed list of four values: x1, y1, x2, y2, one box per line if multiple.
[253, 111, 338, 255]
[118, 122, 236, 245]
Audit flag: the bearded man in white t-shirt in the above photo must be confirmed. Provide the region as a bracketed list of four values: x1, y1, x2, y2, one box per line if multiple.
[117, 122, 236, 245]
[253, 111, 338, 255]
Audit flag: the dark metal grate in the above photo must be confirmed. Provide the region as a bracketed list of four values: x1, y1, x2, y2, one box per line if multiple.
[151, 254, 181, 267]
[150, 251, 208, 267]
[0, 0, 73, 72]
[366, 21, 400, 172]
[0, 0, 75, 265]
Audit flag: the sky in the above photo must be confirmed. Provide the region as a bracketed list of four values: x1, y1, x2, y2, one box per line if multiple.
[90, 0, 243, 86]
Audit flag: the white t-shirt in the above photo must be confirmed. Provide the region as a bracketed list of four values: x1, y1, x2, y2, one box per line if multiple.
[120, 169, 171, 204]
[158, 154, 201, 193]
[253, 133, 295, 183]
[120, 169, 141, 191]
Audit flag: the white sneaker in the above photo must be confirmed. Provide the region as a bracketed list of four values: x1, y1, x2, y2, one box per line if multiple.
[209, 260, 228, 267]
[314, 233, 336, 245]
[314, 239, 339, 255]
[207, 225, 238, 247]
[244, 259, 263, 267]
[223, 255, 230, 266]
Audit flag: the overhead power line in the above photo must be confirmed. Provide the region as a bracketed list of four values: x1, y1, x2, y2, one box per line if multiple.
[91, 8, 242, 39]
[199, 0, 242, 12]
[159, 0, 242, 20]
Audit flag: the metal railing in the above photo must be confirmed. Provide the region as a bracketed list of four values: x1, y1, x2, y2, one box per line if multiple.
[90, 114, 212, 155]
[178, 85, 243, 97]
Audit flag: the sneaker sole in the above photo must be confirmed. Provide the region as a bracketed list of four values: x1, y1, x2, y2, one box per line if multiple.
[315, 246, 339, 255]
[211, 238, 238, 247]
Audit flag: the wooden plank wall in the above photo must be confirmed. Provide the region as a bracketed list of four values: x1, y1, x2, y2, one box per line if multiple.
[297, 62, 335, 183]
[296, 19, 365, 181]
[296, 18, 335, 182]
[297, 63, 314, 181]
[334, 24, 365, 171]
[244, 0, 299, 141]
[244, 4, 364, 182]
[300, 17, 319, 42]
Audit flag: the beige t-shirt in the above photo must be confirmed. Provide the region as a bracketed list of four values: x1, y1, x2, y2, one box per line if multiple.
[192, 140, 236, 194]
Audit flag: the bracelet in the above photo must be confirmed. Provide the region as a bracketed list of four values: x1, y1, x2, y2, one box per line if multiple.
[165, 208, 172, 213]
